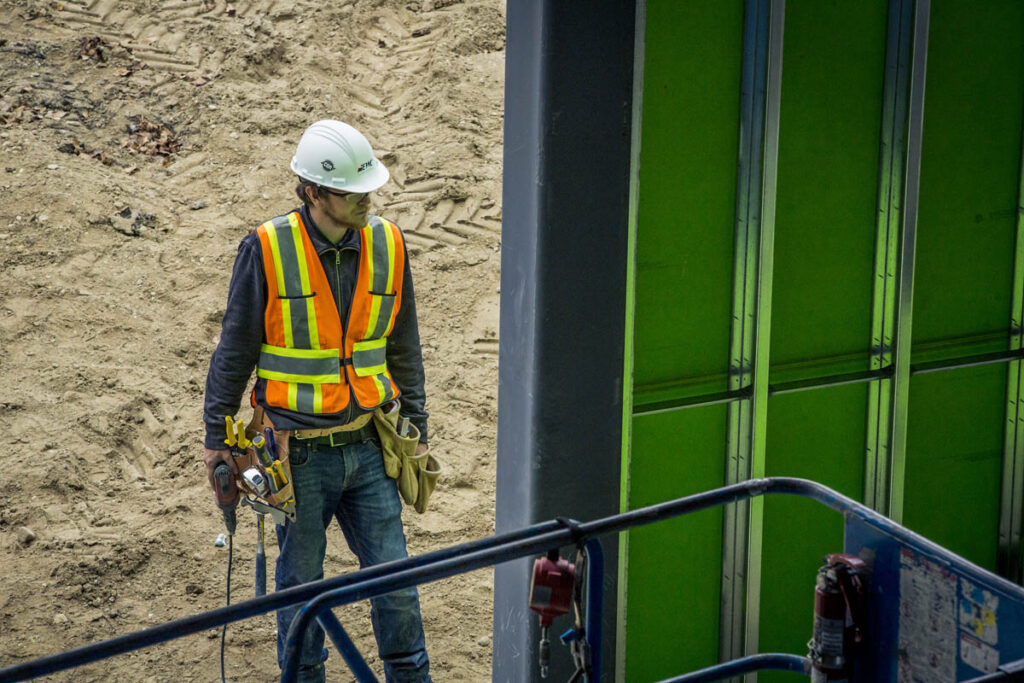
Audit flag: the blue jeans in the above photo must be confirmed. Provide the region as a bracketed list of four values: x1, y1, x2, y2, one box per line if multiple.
[275, 436, 431, 683]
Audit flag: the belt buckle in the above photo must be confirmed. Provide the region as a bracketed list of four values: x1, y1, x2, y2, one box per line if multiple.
[328, 430, 351, 447]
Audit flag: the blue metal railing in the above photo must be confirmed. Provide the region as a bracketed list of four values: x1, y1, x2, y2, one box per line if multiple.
[4, 476, 983, 683]
[282, 534, 607, 682]
[654, 654, 810, 682]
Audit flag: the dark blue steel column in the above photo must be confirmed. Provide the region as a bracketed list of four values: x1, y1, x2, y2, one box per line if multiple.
[494, 2, 638, 682]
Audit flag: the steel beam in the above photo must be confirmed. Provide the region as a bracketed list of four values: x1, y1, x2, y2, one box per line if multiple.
[865, 0, 929, 523]
[720, 0, 769, 666]
[886, 0, 930, 523]
[494, 2, 637, 681]
[616, 0, 647, 680]
[866, 0, 913, 514]
[720, 0, 784, 672]
[745, 1, 784, 673]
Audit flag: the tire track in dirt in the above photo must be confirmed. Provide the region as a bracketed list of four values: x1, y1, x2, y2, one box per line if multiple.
[345, 2, 504, 258]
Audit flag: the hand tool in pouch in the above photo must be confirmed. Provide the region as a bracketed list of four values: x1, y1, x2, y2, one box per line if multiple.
[223, 416, 296, 522]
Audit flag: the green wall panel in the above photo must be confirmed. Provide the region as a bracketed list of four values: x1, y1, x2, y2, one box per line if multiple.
[625, 406, 728, 682]
[621, 0, 1024, 678]
[770, 0, 888, 378]
[632, 0, 744, 405]
[903, 365, 1007, 571]
[912, 0, 1024, 359]
[758, 384, 868, 681]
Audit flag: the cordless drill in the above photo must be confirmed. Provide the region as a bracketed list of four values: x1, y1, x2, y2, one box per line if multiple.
[213, 462, 238, 536]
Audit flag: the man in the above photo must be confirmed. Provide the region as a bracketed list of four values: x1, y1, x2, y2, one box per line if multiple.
[203, 119, 431, 682]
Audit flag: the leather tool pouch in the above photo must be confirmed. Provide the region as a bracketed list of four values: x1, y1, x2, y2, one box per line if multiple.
[242, 406, 297, 522]
[372, 400, 441, 514]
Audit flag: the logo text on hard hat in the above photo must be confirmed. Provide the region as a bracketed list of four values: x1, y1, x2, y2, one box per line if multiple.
[321, 159, 335, 171]
[357, 159, 373, 174]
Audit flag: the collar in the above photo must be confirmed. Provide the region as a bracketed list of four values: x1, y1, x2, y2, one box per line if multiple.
[298, 205, 361, 254]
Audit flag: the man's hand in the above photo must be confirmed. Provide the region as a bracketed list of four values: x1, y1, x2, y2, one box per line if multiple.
[415, 442, 428, 456]
[203, 447, 238, 501]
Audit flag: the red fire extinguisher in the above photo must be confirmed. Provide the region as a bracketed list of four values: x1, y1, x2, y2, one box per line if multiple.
[809, 553, 868, 682]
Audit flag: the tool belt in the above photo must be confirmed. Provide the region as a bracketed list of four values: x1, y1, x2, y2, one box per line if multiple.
[372, 400, 441, 514]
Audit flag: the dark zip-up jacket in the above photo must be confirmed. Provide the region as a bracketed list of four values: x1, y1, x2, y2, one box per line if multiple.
[203, 205, 428, 450]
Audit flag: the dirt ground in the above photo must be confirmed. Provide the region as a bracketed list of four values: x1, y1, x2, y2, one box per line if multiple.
[0, 0, 504, 680]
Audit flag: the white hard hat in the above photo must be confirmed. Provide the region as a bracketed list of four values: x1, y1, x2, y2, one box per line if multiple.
[290, 120, 390, 193]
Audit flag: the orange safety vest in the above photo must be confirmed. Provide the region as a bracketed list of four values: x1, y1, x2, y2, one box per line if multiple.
[253, 211, 405, 415]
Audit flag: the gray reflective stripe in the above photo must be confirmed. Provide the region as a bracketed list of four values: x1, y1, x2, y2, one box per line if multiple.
[296, 384, 315, 414]
[352, 344, 387, 374]
[366, 216, 396, 339]
[272, 215, 312, 347]
[368, 216, 391, 294]
[294, 308, 312, 349]
[371, 295, 396, 339]
[272, 216, 305, 298]
[380, 374, 396, 402]
[259, 349, 339, 380]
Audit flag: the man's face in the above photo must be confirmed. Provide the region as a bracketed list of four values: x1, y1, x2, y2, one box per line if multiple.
[314, 186, 371, 230]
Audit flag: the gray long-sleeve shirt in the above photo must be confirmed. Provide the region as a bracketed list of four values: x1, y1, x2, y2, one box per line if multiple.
[203, 205, 428, 450]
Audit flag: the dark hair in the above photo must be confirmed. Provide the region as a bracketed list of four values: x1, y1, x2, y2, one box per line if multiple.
[295, 178, 321, 206]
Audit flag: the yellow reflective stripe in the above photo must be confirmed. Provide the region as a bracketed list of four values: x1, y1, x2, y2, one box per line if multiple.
[353, 338, 386, 352]
[265, 220, 296, 347]
[261, 344, 339, 360]
[313, 385, 323, 414]
[258, 369, 342, 384]
[288, 213, 313, 297]
[280, 298, 294, 348]
[366, 296, 383, 339]
[287, 382, 298, 412]
[383, 221, 399, 336]
[363, 226, 378, 338]
[371, 375, 386, 404]
[264, 221, 288, 297]
[384, 220, 396, 294]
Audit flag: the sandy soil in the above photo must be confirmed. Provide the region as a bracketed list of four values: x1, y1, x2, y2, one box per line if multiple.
[0, 0, 503, 680]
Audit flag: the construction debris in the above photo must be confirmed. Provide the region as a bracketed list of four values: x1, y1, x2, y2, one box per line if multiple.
[110, 206, 158, 237]
[1, 98, 69, 126]
[57, 138, 114, 165]
[181, 71, 212, 86]
[77, 36, 109, 62]
[121, 116, 183, 162]
[117, 61, 147, 78]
